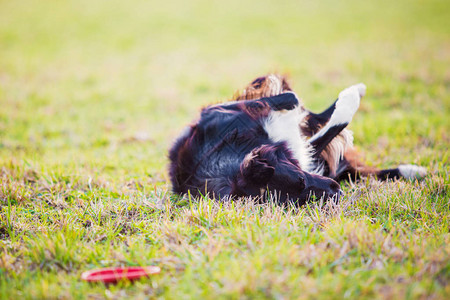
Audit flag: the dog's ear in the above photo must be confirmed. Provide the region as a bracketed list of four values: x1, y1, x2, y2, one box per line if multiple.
[239, 146, 276, 185]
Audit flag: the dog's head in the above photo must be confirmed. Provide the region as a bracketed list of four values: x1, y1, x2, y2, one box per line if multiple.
[235, 144, 342, 204]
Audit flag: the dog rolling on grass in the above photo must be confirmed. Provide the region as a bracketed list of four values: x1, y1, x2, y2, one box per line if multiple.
[169, 74, 427, 205]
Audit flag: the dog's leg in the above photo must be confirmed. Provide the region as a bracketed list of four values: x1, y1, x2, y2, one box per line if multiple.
[301, 99, 350, 177]
[308, 83, 366, 156]
[207, 91, 299, 114]
[304, 99, 339, 132]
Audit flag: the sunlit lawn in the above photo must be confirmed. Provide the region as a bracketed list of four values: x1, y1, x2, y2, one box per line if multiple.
[0, 0, 449, 298]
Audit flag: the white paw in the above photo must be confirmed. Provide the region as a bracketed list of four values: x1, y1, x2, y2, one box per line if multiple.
[339, 83, 366, 98]
[340, 83, 366, 98]
[354, 83, 366, 97]
[398, 164, 427, 179]
[335, 85, 362, 121]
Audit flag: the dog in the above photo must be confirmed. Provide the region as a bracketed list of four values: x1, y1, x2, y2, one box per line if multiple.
[169, 74, 427, 205]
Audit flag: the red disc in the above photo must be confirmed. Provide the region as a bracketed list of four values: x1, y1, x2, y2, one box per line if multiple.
[81, 266, 160, 283]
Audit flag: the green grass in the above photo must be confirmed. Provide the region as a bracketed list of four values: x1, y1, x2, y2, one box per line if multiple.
[0, 0, 449, 298]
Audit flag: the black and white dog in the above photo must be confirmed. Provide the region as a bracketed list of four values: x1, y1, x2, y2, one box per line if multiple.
[169, 74, 426, 205]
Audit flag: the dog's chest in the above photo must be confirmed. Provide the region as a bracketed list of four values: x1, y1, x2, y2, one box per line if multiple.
[263, 108, 319, 174]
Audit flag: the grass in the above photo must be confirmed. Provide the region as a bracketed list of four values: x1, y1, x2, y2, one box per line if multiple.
[0, 0, 449, 298]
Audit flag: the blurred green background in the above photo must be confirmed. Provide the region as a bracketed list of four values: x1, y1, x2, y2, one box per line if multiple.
[1, 1, 449, 299]
[0, 0, 449, 182]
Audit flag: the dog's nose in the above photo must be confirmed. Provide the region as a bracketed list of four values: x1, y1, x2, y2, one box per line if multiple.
[304, 173, 342, 203]
[330, 180, 340, 192]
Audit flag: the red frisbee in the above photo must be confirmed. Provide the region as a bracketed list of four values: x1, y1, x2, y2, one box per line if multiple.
[81, 266, 160, 284]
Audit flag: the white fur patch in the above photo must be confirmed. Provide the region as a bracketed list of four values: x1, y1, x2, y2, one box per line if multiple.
[398, 164, 427, 179]
[263, 107, 316, 173]
[309, 83, 365, 144]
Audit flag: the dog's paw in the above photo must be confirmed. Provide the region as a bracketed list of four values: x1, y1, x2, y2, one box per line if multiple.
[339, 83, 366, 99]
[334, 84, 363, 122]
[340, 83, 366, 97]
[398, 164, 427, 179]
[353, 83, 366, 97]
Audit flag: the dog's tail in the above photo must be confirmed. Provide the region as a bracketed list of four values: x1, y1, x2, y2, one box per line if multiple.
[335, 147, 427, 181]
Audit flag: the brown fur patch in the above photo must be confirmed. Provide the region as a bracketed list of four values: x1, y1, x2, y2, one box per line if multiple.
[233, 74, 293, 101]
[322, 129, 353, 176]
[343, 147, 379, 176]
